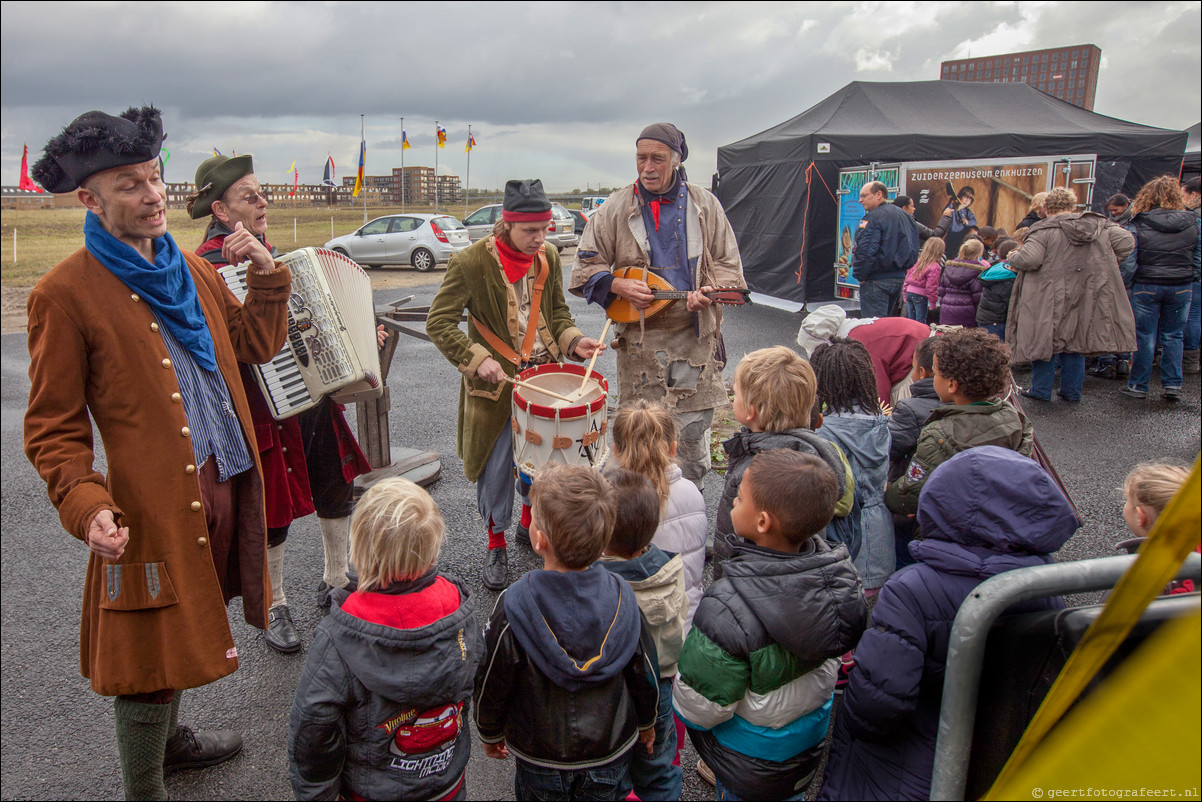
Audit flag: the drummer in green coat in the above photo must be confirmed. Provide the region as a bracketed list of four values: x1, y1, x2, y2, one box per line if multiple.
[426, 179, 604, 590]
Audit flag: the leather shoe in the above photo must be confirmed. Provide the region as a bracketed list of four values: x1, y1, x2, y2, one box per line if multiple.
[514, 522, 531, 548]
[265, 605, 301, 654]
[482, 548, 508, 591]
[162, 725, 242, 775]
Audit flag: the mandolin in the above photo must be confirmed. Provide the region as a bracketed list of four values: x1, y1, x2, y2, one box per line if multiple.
[605, 266, 750, 323]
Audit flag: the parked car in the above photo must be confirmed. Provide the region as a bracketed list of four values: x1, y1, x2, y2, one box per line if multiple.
[324, 213, 469, 271]
[549, 204, 580, 250]
[567, 207, 591, 236]
[461, 203, 578, 252]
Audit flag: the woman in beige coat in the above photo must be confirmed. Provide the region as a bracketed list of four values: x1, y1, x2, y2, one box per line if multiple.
[1007, 187, 1136, 402]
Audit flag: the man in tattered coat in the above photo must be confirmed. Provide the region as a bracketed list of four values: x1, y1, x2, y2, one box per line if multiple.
[570, 123, 745, 486]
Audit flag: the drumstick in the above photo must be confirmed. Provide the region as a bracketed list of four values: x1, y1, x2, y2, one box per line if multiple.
[505, 376, 578, 404]
[578, 318, 613, 395]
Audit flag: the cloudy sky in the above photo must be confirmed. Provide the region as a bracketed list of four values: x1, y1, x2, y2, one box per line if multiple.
[2, 1, 1199, 193]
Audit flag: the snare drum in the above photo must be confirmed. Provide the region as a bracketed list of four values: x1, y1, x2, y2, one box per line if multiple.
[511, 363, 609, 483]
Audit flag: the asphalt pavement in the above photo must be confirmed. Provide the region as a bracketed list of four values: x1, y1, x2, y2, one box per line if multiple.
[2, 266, 1199, 800]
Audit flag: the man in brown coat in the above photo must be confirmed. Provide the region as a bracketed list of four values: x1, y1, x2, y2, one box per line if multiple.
[24, 106, 291, 799]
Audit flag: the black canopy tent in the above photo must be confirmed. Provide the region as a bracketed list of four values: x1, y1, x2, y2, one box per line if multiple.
[1183, 122, 1201, 179]
[716, 81, 1189, 306]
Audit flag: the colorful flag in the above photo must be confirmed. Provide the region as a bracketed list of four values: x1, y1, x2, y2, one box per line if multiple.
[213, 147, 222, 156]
[19, 144, 44, 192]
[437, 126, 447, 148]
[159, 148, 171, 182]
[290, 161, 299, 197]
[322, 155, 336, 186]
[353, 137, 366, 197]
[402, 131, 411, 150]
[465, 132, 477, 153]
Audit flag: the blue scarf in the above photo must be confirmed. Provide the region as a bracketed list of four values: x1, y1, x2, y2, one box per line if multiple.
[84, 211, 217, 371]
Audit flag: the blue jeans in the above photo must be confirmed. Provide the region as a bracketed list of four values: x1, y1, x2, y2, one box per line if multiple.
[629, 679, 681, 800]
[981, 322, 1006, 342]
[1129, 283, 1192, 392]
[859, 276, 904, 318]
[905, 293, 929, 323]
[1029, 353, 1085, 401]
[1185, 280, 1201, 352]
[715, 777, 807, 801]
[514, 755, 631, 801]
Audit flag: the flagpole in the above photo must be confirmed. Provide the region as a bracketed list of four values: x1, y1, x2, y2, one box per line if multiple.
[361, 114, 367, 224]
[434, 120, 440, 214]
[400, 116, 406, 214]
[465, 124, 472, 218]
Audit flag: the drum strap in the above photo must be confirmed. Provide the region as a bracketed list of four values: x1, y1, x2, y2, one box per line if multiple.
[471, 249, 550, 367]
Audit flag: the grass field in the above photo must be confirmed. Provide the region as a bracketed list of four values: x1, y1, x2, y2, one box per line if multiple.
[0, 204, 459, 286]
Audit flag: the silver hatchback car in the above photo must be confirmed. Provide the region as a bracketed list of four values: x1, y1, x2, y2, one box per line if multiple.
[324, 213, 470, 271]
[461, 204, 578, 252]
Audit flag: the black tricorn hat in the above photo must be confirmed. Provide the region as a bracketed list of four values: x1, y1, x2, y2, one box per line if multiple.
[31, 105, 164, 194]
[189, 154, 255, 219]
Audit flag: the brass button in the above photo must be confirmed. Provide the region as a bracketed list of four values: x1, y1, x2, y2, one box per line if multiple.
[162, 358, 172, 369]
[171, 393, 181, 403]
[185, 464, 196, 475]
[131, 293, 140, 302]
[197, 537, 207, 547]
[190, 501, 202, 511]
[150, 322, 159, 332]
[181, 426, 190, 437]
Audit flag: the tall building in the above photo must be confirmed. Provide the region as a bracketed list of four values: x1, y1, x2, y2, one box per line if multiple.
[940, 44, 1101, 110]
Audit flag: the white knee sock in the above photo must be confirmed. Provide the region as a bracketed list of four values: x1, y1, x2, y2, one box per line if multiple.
[319, 516, 351, 589]
[266, 542, 287, 609]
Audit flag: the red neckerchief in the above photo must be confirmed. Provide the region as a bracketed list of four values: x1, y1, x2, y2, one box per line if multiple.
[635, 179, 676, 232]
[494, 236, 534, 284]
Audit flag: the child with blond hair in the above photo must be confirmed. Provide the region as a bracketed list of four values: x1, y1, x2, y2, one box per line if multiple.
[902, 237, 945, 323]
[1123, 462, 1191, 539]
[938, 239, 988, 328]
[289, 478, 482, 801]
[715, 346, 854, 575]
[611, 399, 706, 630]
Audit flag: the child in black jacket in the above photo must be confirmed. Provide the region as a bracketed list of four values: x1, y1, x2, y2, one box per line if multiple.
[474, 464, 659, 801]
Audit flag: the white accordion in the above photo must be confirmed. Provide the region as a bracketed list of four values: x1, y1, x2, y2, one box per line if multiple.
[219, 247, 382, 420]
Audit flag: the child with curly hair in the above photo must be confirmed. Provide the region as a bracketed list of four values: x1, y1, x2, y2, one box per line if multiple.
[810, 339, 895, 592]
[885, 329, 1034, 516]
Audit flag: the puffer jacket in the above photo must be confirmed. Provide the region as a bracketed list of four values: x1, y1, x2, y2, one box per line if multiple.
[887, 377, 944, 482]
[976, 260, 1017, 327]
[651, 464, 707, 633]
[715, 427, 854, 571]
[1126, 208, 1201, 286]
[902, 261, 941, 306]
[289, 573, 483, 801]
[473, 564, 660, 769]
[674, 536, 867, 800]
[885, 400, 1033, 517]
[819, 447, 1079, 802]
[937, 259, 985, 327]
[599, 546, 688, 678]
[817, 411, 895, 589]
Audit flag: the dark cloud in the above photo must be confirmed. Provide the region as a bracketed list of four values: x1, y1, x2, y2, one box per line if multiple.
[3, 1, 1197, 190]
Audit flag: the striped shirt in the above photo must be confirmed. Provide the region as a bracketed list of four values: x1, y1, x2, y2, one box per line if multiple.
[155, 312, 253, 482]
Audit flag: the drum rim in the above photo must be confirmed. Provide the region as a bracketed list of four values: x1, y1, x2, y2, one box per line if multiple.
[513, 362, 608, 418]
